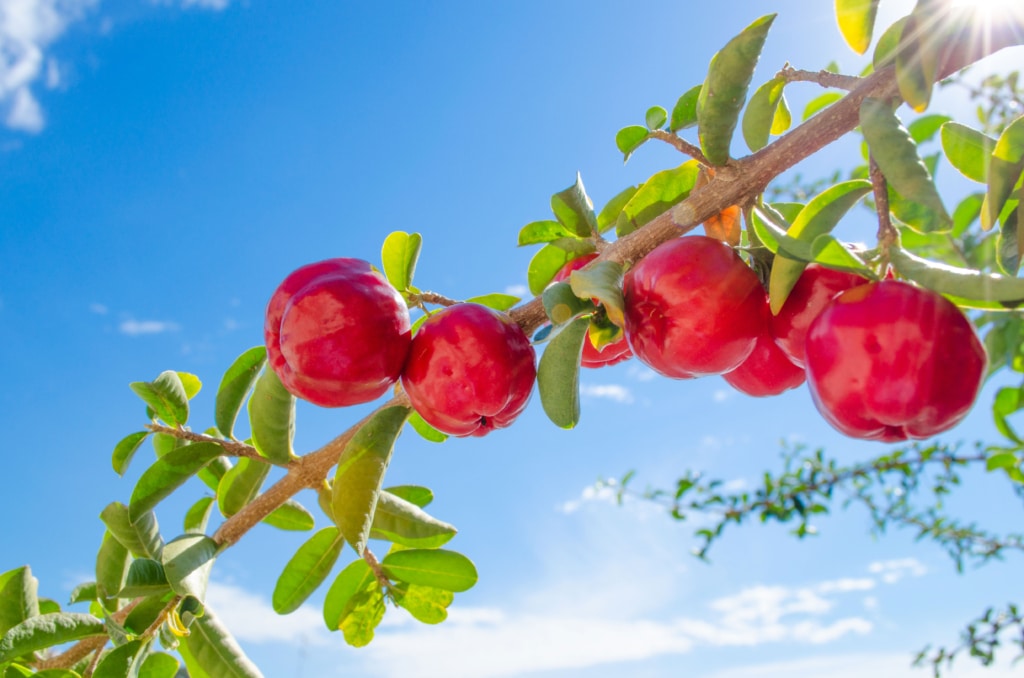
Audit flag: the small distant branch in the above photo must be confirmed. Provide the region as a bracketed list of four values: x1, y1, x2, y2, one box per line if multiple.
[914, 603, 1024, 677]
[145, 424, 265, 462]
[777, 65, 863, 91]
[648, 129, 710, 165]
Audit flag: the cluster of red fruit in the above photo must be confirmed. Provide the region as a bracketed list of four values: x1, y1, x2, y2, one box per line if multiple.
[264, 234, 986, 444]
[621, 236, 987, 442]
[264, 258, 535, 437]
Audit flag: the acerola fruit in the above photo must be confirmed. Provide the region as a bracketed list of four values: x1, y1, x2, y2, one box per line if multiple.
[804, 280, 986, 442]
[623, 235, 765, 378]
[552, 254, 632, 368]
[724, 302, 805, 397]
[771, 263, 867, 367]
[401, 303, 536, 437]
[265, 258, 411, 408]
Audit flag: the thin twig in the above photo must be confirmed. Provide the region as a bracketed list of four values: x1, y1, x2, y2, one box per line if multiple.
[145, 425, 265, 461]
[777, 65, 864, 91]
[869, 156, 896, 259]
[648, 129, 710, 165]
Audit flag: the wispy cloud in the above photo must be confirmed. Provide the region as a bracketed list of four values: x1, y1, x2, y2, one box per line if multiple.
[88, 302, 107, 314]
[868, 557, 927, 584]
[503, 284, 528, 297]
[118, 318, 180, 336]
[579, 383, 633, 404]
[0, 0, 96, 132]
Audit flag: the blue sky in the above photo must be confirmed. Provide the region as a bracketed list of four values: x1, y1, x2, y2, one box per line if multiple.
[1, 1, 1023, 676]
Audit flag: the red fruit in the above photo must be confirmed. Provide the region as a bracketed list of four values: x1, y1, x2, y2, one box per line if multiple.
[771, 263, 867, 367]
[724, 303, 805, 397]
[265, 258, 411, 407]
[805, 280, 986, 442]
[623, 235, 765, 378]
[401, 303, 536, 437]
[552, 254, 632, 368]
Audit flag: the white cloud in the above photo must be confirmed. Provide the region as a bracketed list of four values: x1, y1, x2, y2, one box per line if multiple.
[868, 557, 928, 584]
[88, 302, 107, 314]
[0, 0, 96, 132]
[206, 581, 330, 646]
[556, 482, 618, 514]
[579, 383, 633, 403]
[700, 653, 1024, 678]
[713, 388, 731, 403]
[503, 284, 528, 297]
[626, 364, 657, 382]
[118, 318, 180, 336]
[815, 577, 876, 594]
[177, 0, 231, 9]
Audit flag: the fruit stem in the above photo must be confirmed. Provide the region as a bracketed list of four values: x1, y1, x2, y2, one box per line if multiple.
[869, 155, 897, 267]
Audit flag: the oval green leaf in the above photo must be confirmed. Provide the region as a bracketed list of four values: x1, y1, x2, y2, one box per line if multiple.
[742, 77, 786, 152]
[394, 583, 453, 625]
[248, 367, 295, 465]
[138, 652, 180, 678]
[670, 84, 702, 132]
[369, 491, 456, 549]
[322, 559, 375, 631]
[803, 91, 843, 121]
[872, 15, 907, 68]
[161, 534, 217, 600]
[615, 126, 649, 162]
[217, 457, 271, 518]
[118, 559, 170, 598]
[616, 160, 700, 237]
[597, 185, 640, 234]
[551, 173, 598, 238]
[112, 431, 150, 477]
[179, 607, 263, 678]
[538, 316, 588, 429]
[517, 220, 575, 246]
[464, 293, 520, 312]
[568, 260, 625, 327]
[185, 497, 216, 534]
[214, 346, 267, 439]
[100, 502, 163, 560]
[95, 531, 129, 607]
[696, 14, 777, 165]
[382, 485, 434, 508]
[129, 371, 189, 427]
[528, 243, 582, 296]
[0, 613, 105, 664]
[942, 121, 996, 184]
[381, 231, 422, 293]
[381, 549, 478, 593]
[129, 442, 224, 522]
[542, 281, 596, 327]
[835, 0, 879, 54]
[407, 411, 448, 443]
[332, 406, 411, 554]
[984, 116, 1024, 230]
[645, 106, 668, 130]
[273, 527, 345, 614]
[0, 567, 39, 638]
[890, 247, 1024, 309]
[262, 499, 316, 532]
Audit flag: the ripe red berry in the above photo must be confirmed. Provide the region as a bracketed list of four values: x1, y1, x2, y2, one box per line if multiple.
[552, 254, 632, 368]
[771, 263, 867, 367]
[804, 280, 986, 442]
[623, 235, 765, 378]
[401, 303, 536, 437]
[265, 258, 411, 408]
[724, 302, 805, 397]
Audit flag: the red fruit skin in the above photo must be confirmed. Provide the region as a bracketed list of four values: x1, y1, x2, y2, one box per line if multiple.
[805, 280, 986, 442]
[552, 254, 633, 368]
[623, 236, 765, 378]
[724, 303, 805, 397]
[265, 258, 411, 408]
[401, 303, 537, 437]
[771, 263, 867, 367]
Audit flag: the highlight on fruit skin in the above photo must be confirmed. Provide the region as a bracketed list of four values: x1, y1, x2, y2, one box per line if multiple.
[804, 279, 987, 442]
[401, 303, 537, 437]
[264, 258, 412, 408]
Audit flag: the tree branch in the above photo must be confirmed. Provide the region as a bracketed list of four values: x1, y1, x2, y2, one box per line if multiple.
[146, 425, 266, 461]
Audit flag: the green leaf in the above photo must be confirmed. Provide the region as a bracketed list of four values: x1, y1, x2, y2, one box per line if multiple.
[30, 671, 80, 678]
[551, 173, 598, 238]
[941, 122, 996, 184]
[464, 293, 520, 312]
[92, 639, 145, 678]
[872, 16, 907, 69]
[986, 452, 1019, 471]
[179, 607, 263, 678]
[984, 116, 1024, 230]
[697, 14, 777, 165]
[890, 247, 1024, 309]
[767, 180, 872, 312]
[0, 613, 105, 664]
[670, 84, 702, 132]
[161, 534, 217, 600]
[615, 126, 649, 162]
[528, 244, 592, 296]
[568, 260, 625, 327]
[742, 77, 786, 152]
[517, 220, 575, 246]
[953, 192, 984, 236]
[136, 652, 178, 678]
[129, 442, 224, 522]
[177, 373, 202, 400]
[215, 346, 267, 439]
[332, 406, 411, 555]
[835, 0, 879, 54]
[381, 231, 423, 292]
[907, 114, 950, 144]
[95, 531, 130, 607]
[369, 491, 456, 549]
[129, 371, 189, 427]
[338, 589, 385, 648]
[381, 549, 478, 593]
[809, 235, 874, 276]
[771, 93, 792, 135]
[993, 386, 1023, 442]
[537, 316, 588, 429]
[382, 485, 433, 508]
[394, 583, 453, 625]
[273, 527, 345, 614]
[0, 567, 39, 637]
[185, 497, 216, 534]
[118, 559, 170, 598]
[100, 502, 163, 560]
[802, 92, 843, 121]
[68, 581, 96, 606]
[217, 457, 271, 518]
[197, 455, 232, 493]
[262, 499, 316, 532]
[407, 411, 448, 443]
[542, 282, 596, 327]
[997, 206, 1022, 276]
[112, 431, 150, 477]
[617, 160, 701, 237]
[861, 97, 951, 232]
[645, 106, 668, 130]
[247, 367, 295, 464]
[597, 186, 640, 234]
[895, 2, 945, 112]
[322, 559, 375, 631]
